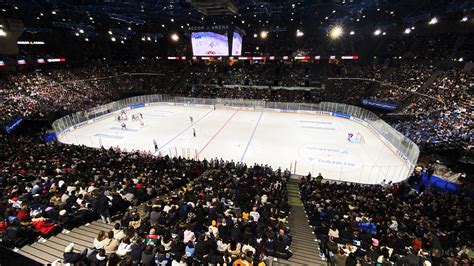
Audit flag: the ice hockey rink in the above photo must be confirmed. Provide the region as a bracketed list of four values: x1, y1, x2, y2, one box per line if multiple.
[58, 104, 411, 184]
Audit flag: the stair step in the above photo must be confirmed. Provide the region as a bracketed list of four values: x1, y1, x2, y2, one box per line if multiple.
[56, 234, 92, 248]
[288, 256, 323, 265]
[15, 249, 50, 265]
[84, 223, 111, 232]
[30, 242, 63, 259]
[48, 236, 89, 250]
[35, 238, 76, 254]
[77, 224, 103, 234]
[91, 221, 115, 230]
[291, 242, 319, 250]
[64, 231, 95, 242]
[21, 245, 58, 263]
[73, 228, 99, 238]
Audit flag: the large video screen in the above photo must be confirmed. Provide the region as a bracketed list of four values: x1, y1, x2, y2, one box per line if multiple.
[191, 32, 229, 56]
[231, 32, 243, 56]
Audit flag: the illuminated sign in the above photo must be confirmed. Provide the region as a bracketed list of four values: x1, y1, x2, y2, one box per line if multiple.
[295, 56, 310, 60]
[167, 56, 186, 60]
[0, 60, 4, 67]
[17, 59, 26, 65]
[341, 56, 360, 60]
[37, 58, 45, 64]
[47, 58, 66, 63]
[17, 41, 45, 45]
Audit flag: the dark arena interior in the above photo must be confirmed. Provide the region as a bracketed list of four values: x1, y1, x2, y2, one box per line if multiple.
[0, 0, 473, 265]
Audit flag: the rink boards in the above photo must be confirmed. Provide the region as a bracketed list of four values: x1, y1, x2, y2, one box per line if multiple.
[57, 102, 413, 184]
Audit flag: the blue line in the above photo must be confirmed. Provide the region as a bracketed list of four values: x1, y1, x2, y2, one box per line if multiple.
[301, 126, 336, 130]
[110, 127, 139, 132]
[240, 112, 264, 162]
[95, 134, 124, 139]
[157, 109, 213, 152]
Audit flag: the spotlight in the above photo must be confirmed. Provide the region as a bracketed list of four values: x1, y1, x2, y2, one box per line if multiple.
[374, 29, 382, 36]
[461, 16, 468, 22]
[111, 37, 116, 42]
[349, 30, 355, 35]
[296, 30, 304, 37]
[404, 28, 411, 34]
[171, 33, 179, 42]
[329, 26, 343, 39]
[428, 17, 438, 25]
[260, 31, 268, 39]
[79, 29, 84, 34]
[253, 33, 258, 38]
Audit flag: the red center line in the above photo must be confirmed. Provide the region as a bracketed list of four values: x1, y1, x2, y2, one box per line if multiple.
[198, 110, 239, 156]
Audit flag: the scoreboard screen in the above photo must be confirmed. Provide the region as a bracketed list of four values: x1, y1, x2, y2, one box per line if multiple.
[191, 32, 229, 56]
[231, 32, 243, 56]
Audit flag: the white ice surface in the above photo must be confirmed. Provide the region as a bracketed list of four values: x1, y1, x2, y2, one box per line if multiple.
[59, 104, 410, 184]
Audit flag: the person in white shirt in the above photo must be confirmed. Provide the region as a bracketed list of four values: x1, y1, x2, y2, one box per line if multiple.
[87, 184, 97, 193]
[93, 231, 107, 250]
[171, 253, 187, 266]
[328, 224, 340, 239]
[261, 194, 268, 204]
[242, 243, 256, 255]
[112, 223, 126, 241]
[208, 220, 219, 238]
[61, 191, 70, 203]
[249, 207, 260, 222]
[183, 227, 195, 244]
[217, 238, 228, 253]
[162, 204, 171, 213]
[116, 238, 132, 256]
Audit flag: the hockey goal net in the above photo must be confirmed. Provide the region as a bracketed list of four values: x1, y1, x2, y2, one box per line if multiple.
[355, 133, 365, 144]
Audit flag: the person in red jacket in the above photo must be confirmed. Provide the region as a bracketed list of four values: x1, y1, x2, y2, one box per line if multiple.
[30, 210, 60, 236]
[16, 206, 30, 222]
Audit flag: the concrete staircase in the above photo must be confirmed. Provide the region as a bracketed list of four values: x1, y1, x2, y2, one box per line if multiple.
[13, 204, 148, 265]
[15, 221, 115, 265]
[272, 177, 326, 266]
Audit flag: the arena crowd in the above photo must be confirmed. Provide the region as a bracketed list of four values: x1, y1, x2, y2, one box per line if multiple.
[0, 131, 292, 265]
[299, 175, 473, 265]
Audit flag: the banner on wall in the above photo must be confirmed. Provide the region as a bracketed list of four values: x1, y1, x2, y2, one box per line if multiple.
[4, 116, 24, 133]
[361, 99, 398, 111]
[130, 103, 145, 109]
[43, 132, 57, 143]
